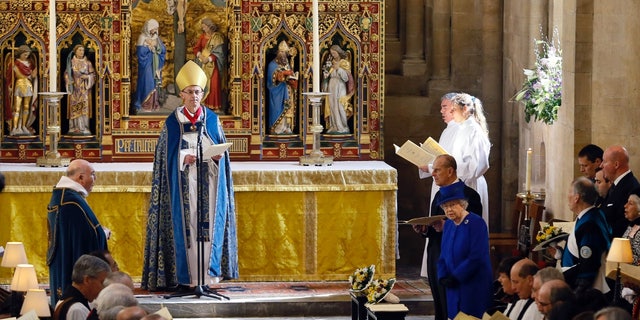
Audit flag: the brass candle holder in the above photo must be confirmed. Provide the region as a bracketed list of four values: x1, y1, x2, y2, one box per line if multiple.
[37, 92, 70, 167]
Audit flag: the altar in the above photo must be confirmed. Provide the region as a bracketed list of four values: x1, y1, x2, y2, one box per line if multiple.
[0, 161, 397, 283]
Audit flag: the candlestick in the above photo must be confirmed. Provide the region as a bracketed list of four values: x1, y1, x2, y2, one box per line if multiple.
[312, 0, 320, 91]
[49, 0, 57, 91]
[525, 148, 532, 192]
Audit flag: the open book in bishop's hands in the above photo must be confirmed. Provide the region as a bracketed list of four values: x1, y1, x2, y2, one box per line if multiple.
[393, 137, 448, 168]
[203, 142, 233, 160]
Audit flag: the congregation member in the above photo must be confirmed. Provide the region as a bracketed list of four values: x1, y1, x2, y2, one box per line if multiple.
[577, 144, 603, 181]
[92, 283, 138, 320]
[509, 258, 543, 320]
[594, 168, 611, 208]
[104, 271, 135, 290]
[142, 60, 238, 291]
[116, 306, 148, 320]
[561, 177, 611, 293]
[90, 250, 119, 272]
[622, 190, 640, 264]
[535, 279, 574, 318]
[487, 256, 523, 316]
[437, 182, 492, 319]
[413, 154, 482, 320]
[594, 307, 632, 320]
[53, 255, 111, 320]
[601, 145, 640, 238]
[48, 159, 109, 305]
[531, 267, 565, 301]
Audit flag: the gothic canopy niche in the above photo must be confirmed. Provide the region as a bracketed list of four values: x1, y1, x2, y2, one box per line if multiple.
[0, 0, 384, 162]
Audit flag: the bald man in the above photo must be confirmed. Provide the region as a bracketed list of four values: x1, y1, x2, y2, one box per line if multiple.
[536, 279, 574, 317]
[47, 159, 109, 305]
[117, 307, 148, 320]
[601, 145, 640, 237]
[509, 258, 543, 320]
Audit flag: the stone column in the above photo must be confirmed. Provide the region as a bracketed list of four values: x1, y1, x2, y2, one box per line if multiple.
[431, 0, 451, 79]
[402, 0, 427, 76]
[385, 0, 402, 73]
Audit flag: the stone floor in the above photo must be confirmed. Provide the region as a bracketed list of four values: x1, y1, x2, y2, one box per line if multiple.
[136, 278, 433, 318]
[135, 267, 434, 319]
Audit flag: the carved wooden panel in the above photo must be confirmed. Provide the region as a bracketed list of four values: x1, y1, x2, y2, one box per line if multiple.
[0, 0, 384, 162]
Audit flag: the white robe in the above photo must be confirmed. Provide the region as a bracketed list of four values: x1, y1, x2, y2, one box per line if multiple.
[177, 109, 221, 286]
[447, 117, 490, 224]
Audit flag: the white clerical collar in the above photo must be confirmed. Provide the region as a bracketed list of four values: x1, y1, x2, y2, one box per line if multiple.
[55, 176, 89, 197]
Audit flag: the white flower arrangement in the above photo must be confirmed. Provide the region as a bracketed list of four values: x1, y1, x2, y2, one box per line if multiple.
[348, 265, 375, 292]
[366, 278, 396, 304]
[514, 28, 562, 125]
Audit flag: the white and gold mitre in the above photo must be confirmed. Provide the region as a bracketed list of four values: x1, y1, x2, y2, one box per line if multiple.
[176, 60, 208, 91]
[278, 40, 290, 52]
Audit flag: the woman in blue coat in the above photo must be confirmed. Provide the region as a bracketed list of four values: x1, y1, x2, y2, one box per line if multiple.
[437, 181, 493, 318]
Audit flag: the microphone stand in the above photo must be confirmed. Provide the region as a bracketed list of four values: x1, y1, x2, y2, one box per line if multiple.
[165, 116, 229, 300]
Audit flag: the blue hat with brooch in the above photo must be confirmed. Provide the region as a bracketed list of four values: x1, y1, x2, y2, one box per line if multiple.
[436, 181, 467, 207]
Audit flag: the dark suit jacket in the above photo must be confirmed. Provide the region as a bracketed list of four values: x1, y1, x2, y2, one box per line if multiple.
[603, 172, 640, 238]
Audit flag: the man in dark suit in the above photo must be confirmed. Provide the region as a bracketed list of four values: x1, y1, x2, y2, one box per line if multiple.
[413, 154, 482, 320]
[578, 144, 603, 181]
[600, 145, 640, 238]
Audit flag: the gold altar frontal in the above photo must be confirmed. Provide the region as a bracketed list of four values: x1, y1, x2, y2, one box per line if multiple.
[0, 161, 397, 283]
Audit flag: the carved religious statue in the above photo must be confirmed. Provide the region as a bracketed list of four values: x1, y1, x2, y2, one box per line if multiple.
[193, 18, 227, 113]
[266, 41, 298, 135]
[64, 45, 96, 135]
[4, 44, 38, 136]
[134, 19, 167, 112]
[322, 45, 354, 134]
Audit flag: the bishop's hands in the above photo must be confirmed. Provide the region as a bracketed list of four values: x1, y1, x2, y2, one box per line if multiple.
[185, 153, 223, 165]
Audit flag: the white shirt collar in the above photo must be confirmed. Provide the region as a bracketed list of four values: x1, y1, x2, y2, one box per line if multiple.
[614, 170, 632, 186]
[576, 206, 595, 220]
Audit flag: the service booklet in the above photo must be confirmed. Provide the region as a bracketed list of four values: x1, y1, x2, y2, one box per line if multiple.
[398, 216, 446, 225]
[203, 142, 233, 159]
[393, 137, 447, 167]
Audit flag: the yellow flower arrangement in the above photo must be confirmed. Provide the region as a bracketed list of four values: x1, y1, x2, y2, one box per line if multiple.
[366, 278, 396, 304]
[348, 265, 375, 292]
[536, 225, 563, 243]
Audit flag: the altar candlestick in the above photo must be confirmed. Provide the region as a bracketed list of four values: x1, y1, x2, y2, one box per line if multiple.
[49, 0, 57, 91]
[525, 148, 532, 192]
[312, 0, 320, 91]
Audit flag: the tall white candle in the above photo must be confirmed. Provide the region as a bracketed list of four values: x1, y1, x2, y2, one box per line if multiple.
[312, 0, 320, 91]
[525, 148, 532, 192]
[49, 0, 57, 91]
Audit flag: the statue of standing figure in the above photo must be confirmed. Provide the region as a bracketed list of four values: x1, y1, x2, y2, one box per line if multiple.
[64, 45, 96, 135]
[193, 18, 227, 113]
[134, 19, 166, 112]
[322, 45, 355, 134]
[4, 45, 38, 136]
[266, 41, 298, 135]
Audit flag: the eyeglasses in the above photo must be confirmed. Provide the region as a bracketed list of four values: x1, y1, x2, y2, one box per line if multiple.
[182, 89, 203, 95]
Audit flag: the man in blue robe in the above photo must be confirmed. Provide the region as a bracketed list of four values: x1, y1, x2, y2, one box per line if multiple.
[562, 176, 611, 293]
[142, 60, 238, 291]
[47, 159, 108, 305]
